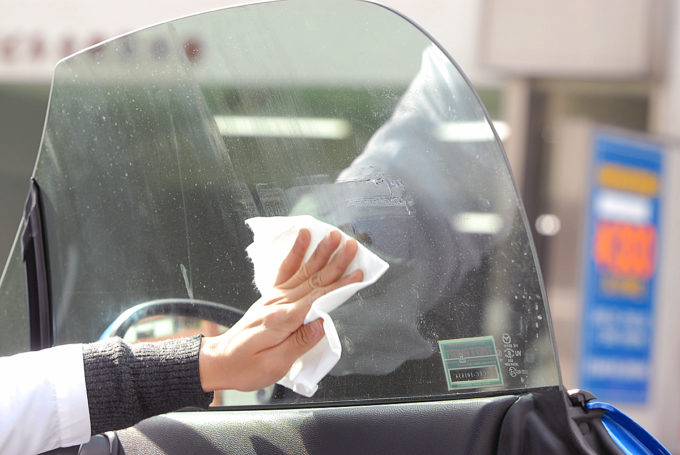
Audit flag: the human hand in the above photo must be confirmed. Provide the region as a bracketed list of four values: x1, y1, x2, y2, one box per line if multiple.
[199, 229, 363, 392]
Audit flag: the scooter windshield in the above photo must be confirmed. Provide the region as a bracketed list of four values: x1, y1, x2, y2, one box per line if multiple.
[0, 0, 559, 405]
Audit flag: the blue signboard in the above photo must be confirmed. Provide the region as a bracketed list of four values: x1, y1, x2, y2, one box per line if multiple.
[578, 132, 663, 404]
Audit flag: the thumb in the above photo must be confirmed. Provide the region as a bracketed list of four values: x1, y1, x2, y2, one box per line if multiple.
[277, 318, 325, 362]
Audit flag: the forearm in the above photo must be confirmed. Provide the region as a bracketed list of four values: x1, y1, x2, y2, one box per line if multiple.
[83, 335, 214, 435]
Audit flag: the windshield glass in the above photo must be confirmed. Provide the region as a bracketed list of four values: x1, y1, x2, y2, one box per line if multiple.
[0, 0, 559, 405]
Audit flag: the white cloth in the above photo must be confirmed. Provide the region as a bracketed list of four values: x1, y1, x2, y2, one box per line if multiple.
[0, 344, 91, 455]
[246, 215, 389, 397]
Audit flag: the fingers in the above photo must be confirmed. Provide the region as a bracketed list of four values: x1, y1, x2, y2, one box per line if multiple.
[269, 230, 363, 334]
[307, 269, 364, 304]
[274, 229, 311, 286]
[270, 318, 325, 367]
[284, 268, 364, 322]
[280, 230, 342, 289]
[307, 238, 359, 291]
[282, 237, 360, 304]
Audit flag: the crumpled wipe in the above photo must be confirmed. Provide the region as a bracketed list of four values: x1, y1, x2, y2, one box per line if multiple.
[245, 215, 389, 397]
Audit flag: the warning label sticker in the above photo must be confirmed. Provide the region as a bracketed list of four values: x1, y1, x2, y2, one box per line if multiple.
[438, 336, 504, 390]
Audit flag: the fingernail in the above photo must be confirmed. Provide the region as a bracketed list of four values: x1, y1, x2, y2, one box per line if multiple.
[322, 231, 335, 245]
[348, 269, 363, 280]
[309, 319, 324, 338]
[293, 229, 310, 249]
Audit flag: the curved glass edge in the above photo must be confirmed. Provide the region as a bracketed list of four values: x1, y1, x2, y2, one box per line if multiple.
[28, 0, 561, 404]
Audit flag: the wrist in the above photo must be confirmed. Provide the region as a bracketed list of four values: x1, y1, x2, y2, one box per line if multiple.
[199, 336, 224, 392]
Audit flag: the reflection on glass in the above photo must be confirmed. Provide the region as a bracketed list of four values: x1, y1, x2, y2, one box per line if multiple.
[122, 315, 227, 344]
[4, 0, 560, 406]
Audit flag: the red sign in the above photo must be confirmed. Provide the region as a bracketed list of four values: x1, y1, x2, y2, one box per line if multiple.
[593, 221, 657, 280]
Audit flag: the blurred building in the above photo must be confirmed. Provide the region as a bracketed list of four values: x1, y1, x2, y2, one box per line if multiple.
[477, 2, 679, 451]
[0, 0, 678, 450]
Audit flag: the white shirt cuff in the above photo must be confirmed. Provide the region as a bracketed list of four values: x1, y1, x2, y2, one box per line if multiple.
[52, 344, 91, 446]
[0, 344, 91, 455]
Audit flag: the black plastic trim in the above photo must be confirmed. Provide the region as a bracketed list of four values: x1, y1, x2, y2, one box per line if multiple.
[21, 179, 53, 350]
[204, 385, 562, 413]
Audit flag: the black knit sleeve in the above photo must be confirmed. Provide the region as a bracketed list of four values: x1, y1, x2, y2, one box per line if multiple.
[82, 335, 214, 435]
